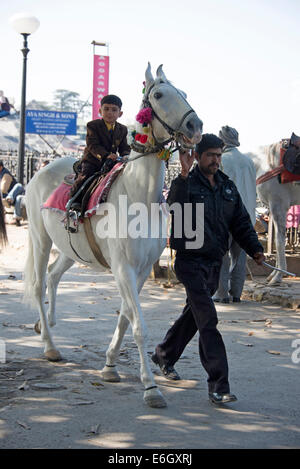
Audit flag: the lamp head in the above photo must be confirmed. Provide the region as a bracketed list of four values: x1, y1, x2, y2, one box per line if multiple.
[9, 12, 40, 35]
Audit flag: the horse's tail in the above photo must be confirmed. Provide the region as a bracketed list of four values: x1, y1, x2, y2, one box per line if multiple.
[0, 196, 8, 247]
[23, 227, 36, 307]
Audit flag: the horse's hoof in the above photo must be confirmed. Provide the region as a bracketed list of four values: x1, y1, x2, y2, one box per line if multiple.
[100, 366, 121, 382]
[34, 320, 41, 334]
[144, 390, 167, 408]
[44, 349, 62, 362]
[268, 276, 282, 286]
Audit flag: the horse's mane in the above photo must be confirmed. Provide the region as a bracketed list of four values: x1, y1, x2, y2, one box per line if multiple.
[266, 142, 281, 169]
[246, 142, 281, 177]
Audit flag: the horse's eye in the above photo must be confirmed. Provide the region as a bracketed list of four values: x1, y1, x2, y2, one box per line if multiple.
[154, 92, 162, 99]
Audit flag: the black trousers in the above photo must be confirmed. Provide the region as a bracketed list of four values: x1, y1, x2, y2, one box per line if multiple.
[69, 160, 101, 199]
[155, 256, 230, 394]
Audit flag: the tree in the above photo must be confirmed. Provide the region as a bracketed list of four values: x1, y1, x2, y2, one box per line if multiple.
[52, 89, 92, 120]
[26, 99, 53, 110]
[53, 89, 81, 112]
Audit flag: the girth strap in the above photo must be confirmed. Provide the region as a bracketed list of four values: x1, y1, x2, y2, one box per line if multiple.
[83, 217, 110, 269]
[256, 164, 284, 185]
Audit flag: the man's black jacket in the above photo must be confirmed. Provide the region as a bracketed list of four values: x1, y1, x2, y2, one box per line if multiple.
[167, 165, 263, 262]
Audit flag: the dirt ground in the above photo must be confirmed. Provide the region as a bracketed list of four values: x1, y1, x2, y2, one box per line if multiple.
[0, 222, 300, 450]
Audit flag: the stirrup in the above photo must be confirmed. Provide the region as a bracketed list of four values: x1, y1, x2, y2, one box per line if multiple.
[64, 209, 79, 233]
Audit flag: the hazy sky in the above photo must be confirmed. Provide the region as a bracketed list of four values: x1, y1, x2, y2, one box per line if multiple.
[1, 0, 300, 151]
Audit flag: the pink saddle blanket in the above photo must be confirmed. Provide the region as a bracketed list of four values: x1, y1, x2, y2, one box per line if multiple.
[42, 162, 124, 217]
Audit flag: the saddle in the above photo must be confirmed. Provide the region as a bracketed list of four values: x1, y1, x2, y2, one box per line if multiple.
[66, 171, 104, 217]
[256, 133, 300, 185]
[282, 132, 300, 175]
[43, 162, 125, 217]
[42, 162, 125, 268]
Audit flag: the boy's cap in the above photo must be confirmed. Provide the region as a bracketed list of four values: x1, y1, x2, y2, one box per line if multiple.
[101, 94, 122, 108]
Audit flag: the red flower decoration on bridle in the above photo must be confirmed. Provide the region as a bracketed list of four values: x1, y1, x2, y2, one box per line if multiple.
[136, 107, 153, 125]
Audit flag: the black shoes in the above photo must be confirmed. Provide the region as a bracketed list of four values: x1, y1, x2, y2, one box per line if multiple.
[209, 392, 237, 404]
[151, 353, 181, 381]
[214, 298, 241, 304]
[221, 298, 229, 304]
[213, 298, 229, 304]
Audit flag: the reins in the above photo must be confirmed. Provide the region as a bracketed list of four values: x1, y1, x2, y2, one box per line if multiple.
[127, 80, 194, 162]
[127, 140, 180, 163]
[142, 82, 195, 147]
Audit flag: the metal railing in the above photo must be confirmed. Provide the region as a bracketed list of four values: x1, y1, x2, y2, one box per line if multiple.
[0, 150, 182, 187]
[2, 150, 300, 253]
[0, 149, 81, 185]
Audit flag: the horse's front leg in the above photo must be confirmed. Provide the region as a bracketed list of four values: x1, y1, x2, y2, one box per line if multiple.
[101, 301, 129, 382]
[268, 206, 288, 285]
[109, 262, 167, 408]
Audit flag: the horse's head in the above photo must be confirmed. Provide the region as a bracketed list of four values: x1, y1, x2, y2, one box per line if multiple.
[143, 63, 202, 150]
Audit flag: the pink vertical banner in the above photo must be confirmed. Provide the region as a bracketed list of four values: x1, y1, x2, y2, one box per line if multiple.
[92, 55, 109, 120]
[286, 205, 300, 228]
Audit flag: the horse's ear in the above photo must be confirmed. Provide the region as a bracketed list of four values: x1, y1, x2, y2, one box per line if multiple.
[178, 89, 187, 99]
[156, 64, 167, 82]
[145, 62, 154, 87]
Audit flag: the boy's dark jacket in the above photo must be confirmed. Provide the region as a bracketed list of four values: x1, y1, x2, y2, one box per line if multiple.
[167, 165, 263, 262]
[81, 119, 131, 168]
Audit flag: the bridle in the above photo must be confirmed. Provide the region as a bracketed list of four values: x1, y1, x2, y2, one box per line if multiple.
[128, 80, 195, 162]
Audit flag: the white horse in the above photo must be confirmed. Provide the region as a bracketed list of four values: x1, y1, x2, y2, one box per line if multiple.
[24, 63, 202, 408]
[255, 137, 300, 284]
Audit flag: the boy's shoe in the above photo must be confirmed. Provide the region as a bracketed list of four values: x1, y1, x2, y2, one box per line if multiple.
[233, 297, 241, 303]
[151, 353, 181, 381]
[209, 392, 237, 404]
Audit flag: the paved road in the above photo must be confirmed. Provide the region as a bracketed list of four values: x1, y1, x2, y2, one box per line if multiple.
[0, 224, 299, 449]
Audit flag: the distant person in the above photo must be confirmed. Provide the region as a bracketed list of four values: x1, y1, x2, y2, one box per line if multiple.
[213, 126, 257, 304]
[5, 182, 25, 206]
[12, 193, 26, 226]
[0, 160, 17, 199]
[8, 160, 50, 226]
[69, 94, 131, 208]
[5, 182, 25, 226]
[0, 91, 11, 118]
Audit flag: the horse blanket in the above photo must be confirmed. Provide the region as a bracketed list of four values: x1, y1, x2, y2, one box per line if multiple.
[42, 162, 124, 217]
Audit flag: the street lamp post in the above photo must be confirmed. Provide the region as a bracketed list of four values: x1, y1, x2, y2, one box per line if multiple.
[10, 13, 39, 185]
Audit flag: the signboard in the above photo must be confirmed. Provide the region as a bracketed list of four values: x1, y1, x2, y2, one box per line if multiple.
[92, 55, 109, 120]
[25, 110, 77, 135]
